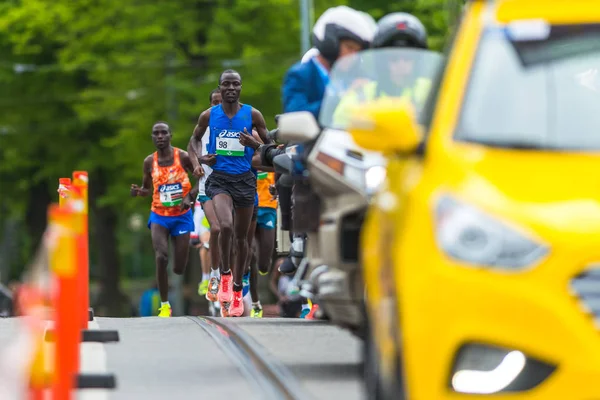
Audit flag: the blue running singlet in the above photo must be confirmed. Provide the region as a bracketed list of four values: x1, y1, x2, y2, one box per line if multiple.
[208, 104, 254, 175]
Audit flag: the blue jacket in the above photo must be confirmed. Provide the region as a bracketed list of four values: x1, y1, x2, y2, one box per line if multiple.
[281, 59, 327, 120]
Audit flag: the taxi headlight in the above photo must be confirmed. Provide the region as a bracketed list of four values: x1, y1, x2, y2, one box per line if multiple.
[435, 195, 548, 269]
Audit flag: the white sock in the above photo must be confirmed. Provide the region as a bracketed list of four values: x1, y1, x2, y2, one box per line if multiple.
[202, 273, 209, 282]
[210, 268, 220, 278]
[161, 301, 170, 307]
[252, 301, 262, 309]
[301, 303, 310, 311]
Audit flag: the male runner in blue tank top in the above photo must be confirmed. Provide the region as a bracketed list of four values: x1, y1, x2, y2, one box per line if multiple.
[188, 69, 271, 317]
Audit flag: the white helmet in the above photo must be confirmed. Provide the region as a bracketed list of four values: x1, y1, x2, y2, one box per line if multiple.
[360, 11, 378, 34]
[301, 47, 320, 63]
[311, 6, 376, 65]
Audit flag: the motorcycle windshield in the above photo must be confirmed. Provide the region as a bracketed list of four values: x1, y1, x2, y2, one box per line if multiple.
[319, 48, 444, 130]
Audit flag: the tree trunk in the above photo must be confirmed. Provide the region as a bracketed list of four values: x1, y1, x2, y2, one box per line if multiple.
[89, 169, 131, 317]
[25, 178, 51, 253]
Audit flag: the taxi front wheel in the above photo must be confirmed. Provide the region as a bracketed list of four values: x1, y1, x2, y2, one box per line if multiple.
[364, 330, 384, 400]
[363, 309, 406, 400]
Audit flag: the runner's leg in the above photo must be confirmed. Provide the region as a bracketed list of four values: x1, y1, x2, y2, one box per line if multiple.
[228, 205, 253, 317]
[249, 239, 259, 303]
[211, 193, 235, 307]
[171, 232, 191, 276]
[203, 199, 221, 273]
[151, 223, 173, 317]
[194, 204, 210, 295]
[202, 198, 222, 302]
[199, 245, 210, 276]
[211, 194, 234, 271]
[256, 224, 276, 275]
[246, 209, 258, 272]
[200, 231, 211, 275]
[230, 211, 237, 272]
[231, 208, 237, 275]
[232, 206, 254, 290]
[150, 224, 170, 302]
[244, 213, 258, 298]
[249, 238, 263, 317]
[242, 233, 258, 317]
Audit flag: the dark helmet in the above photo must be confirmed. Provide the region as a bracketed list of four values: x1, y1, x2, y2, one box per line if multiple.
[311, 6, 376, 65]
[372, 12, 428, 49]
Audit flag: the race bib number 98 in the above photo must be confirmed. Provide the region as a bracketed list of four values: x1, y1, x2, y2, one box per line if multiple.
[158, 183, 183, 207]
[216, 131, 245, 157]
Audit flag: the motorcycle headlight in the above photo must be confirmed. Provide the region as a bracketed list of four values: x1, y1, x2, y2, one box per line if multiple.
[435, 195, 548, 269]
[365, 165, 386, 194]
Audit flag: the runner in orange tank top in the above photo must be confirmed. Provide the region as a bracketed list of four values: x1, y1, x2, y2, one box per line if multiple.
[131, 121, 198, 318]
[245, 169, 279, 318]
[254, 170, 278, 272]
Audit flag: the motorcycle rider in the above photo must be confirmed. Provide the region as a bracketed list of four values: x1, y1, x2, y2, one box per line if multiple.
[277, 6, 376, 277]
[331, 12, 433, 127]
[282, 5, 375, 118]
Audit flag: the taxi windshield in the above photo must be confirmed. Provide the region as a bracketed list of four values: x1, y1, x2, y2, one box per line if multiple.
[456, 24, 600, 151]
[318, 48, 443, 130]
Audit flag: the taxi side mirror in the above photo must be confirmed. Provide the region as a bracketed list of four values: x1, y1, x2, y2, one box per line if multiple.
[277, 111, 320, 143]
[347, 99, 423, 154]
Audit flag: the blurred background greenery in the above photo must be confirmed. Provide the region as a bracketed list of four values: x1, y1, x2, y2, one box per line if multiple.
[0, 0, 462, 316]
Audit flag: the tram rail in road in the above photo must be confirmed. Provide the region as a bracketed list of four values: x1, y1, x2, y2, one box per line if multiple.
[186, 316, 315, 400]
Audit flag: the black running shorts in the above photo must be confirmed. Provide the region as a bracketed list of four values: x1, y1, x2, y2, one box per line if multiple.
[206, 170, 256, 209]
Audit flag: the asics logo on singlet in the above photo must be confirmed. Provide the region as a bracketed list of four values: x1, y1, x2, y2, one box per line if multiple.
[218, 129, 240, 138]
[159, 183, 181, 192]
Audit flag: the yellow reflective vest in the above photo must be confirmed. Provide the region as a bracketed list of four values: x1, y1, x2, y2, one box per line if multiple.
[332, 78, 432, 128]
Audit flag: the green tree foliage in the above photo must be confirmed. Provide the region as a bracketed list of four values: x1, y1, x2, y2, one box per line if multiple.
[201, 0, 344, 124]
[0, 0, 452, 314]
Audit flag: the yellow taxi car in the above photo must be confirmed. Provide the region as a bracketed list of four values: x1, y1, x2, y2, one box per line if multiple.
[349, 0, 600, 399]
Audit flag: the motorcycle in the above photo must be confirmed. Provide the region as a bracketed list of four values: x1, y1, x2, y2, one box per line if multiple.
[274, 48, 443, 336]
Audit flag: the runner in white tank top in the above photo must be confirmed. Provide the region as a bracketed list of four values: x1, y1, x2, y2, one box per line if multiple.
[198, 126, 213, 198]
[196, 89, 221, 298]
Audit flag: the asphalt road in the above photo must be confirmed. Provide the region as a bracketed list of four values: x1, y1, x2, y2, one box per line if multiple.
[0, 316, 365, 400]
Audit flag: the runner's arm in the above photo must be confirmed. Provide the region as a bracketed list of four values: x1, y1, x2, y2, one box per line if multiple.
[251, 153, 274, 171]
[188, 109, 211, 170]
[251, 108, 273, 144]
[249, 130, 275, 171]
[137, 156, 153, 197]
[251, 129, 263, 144]
[180, 151, 200, 202]
[188, 182, 199, 207]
